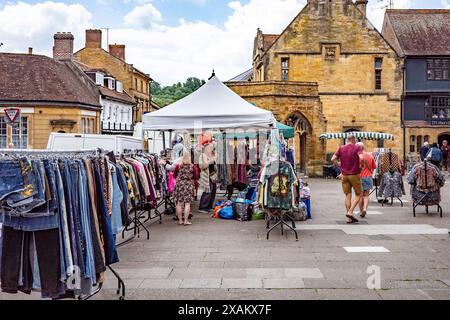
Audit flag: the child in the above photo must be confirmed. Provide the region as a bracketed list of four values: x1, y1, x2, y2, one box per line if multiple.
[300, 182, 311, 219]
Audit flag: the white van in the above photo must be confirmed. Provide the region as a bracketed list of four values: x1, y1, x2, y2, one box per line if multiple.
[47, 133, 143, 154]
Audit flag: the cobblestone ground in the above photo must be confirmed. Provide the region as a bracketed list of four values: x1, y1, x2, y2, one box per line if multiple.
[2, 178, 450, 300]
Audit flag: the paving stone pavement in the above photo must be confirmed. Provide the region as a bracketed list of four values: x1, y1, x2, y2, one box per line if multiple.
[1, 178, 449, 300]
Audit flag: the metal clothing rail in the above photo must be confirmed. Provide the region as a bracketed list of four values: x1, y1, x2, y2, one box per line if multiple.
[413, 160, 443, 218]
[0, 147, 126, 300]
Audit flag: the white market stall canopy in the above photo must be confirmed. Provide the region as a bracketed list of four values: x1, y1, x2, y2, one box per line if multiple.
[319, 132, 395, 141]
[143, 75, 276, 131]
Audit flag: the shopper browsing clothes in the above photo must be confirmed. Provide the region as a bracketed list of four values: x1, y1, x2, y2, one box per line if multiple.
[420, 141, 430, 162]
[440, 140, 449, 175]
[331, 134, 365, 224]
[173, 150, 198, 225]
[427, 143, 442, 168]
[357, 142, 376, 218]
[198, 143, 218, 213]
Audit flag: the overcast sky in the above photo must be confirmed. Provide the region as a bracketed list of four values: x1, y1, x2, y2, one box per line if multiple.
[0, 0, 448, 85]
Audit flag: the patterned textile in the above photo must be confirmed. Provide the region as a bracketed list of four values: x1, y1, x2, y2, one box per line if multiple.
[413, 162, 443, 193]
[379, 171, 404, 198]
[173, 164, 196, 204]
[378, 152, 401, 177]
[407, 162, 445, 204]
[260, 161, 297, 210]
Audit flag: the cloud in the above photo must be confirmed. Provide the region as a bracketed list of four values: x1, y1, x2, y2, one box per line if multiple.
[0, 1, 92, 55]
[114, 0, 307, 84]
[123, 3, 163, 29]
[367, 0, 414, 30]
[442, 0, 450, 8]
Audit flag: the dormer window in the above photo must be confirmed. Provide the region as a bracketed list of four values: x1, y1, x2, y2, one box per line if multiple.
[104, 77, 115, 90]
[95, 72, 104, 86]
[116, 81, 123, 93]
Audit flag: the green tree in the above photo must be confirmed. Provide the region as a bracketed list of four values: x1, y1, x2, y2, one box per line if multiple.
[151, 77, 206, 108]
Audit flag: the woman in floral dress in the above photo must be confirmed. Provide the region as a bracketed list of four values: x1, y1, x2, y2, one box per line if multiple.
[173, 150, 198, 225]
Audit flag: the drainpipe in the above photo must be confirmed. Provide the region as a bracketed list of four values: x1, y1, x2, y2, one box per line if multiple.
[401, 60, 406, 165]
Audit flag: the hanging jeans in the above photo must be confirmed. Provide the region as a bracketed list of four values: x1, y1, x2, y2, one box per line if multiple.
[1, 226, 61, 298]
[199, 179, 217, 211]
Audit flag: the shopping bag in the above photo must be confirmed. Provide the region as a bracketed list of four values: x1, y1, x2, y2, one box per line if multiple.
[251, 208, 265, 220]
[218, 205, 234, 220]
[168, 172, 176, 194]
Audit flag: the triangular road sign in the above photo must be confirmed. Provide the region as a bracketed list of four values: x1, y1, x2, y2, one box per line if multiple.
[4, 108, 20, 124]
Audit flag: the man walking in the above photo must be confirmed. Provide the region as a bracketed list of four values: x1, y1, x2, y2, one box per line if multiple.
[331, 134, 364, 224]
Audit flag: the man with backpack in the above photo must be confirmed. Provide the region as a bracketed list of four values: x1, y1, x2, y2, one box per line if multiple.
[427, 143, 442, 168]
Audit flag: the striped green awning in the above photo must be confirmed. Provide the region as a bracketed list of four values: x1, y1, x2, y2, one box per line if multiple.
[319, 132, 394, 141]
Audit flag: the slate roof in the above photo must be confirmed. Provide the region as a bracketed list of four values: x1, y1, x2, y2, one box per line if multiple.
[227, 68, 254, 82]
[0, 53, 101, 108]
[385, 9, 450, 56]
[73, 60, 135, 105]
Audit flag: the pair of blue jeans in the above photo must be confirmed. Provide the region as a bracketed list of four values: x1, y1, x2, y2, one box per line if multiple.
[3, 158, 36, 207]
[0, 160, 24, 201]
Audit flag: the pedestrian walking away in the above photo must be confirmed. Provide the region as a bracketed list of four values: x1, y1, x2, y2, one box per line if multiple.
[357, 142, 376, 218]
[331, 134, 365, 224]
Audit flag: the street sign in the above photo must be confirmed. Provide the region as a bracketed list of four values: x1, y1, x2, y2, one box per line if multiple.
[4, 108, 20, 124]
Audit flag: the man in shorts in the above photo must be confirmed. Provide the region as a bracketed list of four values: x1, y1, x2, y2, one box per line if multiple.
[331, 134, 365, 224]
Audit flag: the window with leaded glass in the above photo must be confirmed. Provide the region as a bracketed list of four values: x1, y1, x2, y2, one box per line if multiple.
[427, 58, 450, 80]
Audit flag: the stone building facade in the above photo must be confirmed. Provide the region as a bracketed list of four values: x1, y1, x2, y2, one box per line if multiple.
[0, 33, 102, 150]
[382, 9, 450, 162]
[75, 29, 154, 123]
[228, 0, 403, 176]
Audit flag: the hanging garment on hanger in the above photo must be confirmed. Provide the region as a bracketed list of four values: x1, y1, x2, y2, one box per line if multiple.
[259, 160, 297, 210]
[378, 171, 403, 199]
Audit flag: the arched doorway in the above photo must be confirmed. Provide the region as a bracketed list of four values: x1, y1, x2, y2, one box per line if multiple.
[438, 132, 450, 146]
[285, 113, 312, 174]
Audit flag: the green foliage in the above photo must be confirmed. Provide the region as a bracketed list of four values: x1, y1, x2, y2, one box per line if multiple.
[151, 77, 206, 107]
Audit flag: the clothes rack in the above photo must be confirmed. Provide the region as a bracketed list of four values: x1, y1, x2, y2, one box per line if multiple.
[0, 148, 126, 300]
[264, 129, 298, 241]
[381, 149, 403, 207]
[412, 160, 443, 218]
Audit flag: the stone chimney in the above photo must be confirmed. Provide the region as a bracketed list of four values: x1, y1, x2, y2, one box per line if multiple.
[85, 29, 102, 48]
[109, 44, 126, 61]
[28, 47, 33, 54]
[355, 0, 368, 16]
[53, 32, 74, 60]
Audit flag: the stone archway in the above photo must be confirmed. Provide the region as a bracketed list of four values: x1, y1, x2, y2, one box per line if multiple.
[285, 112, 313, 174]
[438, 132, 450, 146]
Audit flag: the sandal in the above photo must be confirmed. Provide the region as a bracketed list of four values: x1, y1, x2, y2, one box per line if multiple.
[184, 221, 192, 225]
[346, 214, 359, 223]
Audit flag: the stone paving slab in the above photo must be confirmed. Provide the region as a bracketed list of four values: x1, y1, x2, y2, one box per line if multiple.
[221, 279, 263, 289]
[179, 279, 222, 289]
[262, 279, 305, 289]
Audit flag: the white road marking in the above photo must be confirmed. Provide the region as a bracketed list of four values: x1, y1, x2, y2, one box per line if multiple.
[294, 224, 448, 235]
[355, 211, 384, 215]
[343, 246, 390, 253]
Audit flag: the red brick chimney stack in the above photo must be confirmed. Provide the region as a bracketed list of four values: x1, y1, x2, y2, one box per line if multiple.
[53, 32, 74, 61]
[109, 44, 126, 61]
[85, 29, 102, 48]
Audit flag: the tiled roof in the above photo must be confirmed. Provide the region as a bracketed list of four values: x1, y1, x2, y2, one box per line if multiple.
[227, 68, 254, 82]
[73, 60, 135, 104]
[0, 53, 101, 108]
[385, 9, 450, 56]
[100, 87, 135, 105]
